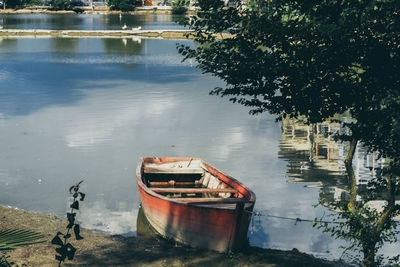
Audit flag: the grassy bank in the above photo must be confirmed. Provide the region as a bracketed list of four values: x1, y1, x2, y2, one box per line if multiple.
[0, 205, 347, 266]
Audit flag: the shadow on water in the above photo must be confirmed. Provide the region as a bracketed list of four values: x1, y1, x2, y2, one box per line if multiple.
[0, 38, 18, 51]
[50, 38, 80, 53]
[102, 38, 143, 55]
[75, 207, 346, 266]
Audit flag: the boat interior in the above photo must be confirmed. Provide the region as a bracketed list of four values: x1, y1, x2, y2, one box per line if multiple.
[141, 160, 246, 203]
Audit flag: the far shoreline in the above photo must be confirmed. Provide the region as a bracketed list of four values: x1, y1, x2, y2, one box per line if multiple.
[0, 7, 197, 15]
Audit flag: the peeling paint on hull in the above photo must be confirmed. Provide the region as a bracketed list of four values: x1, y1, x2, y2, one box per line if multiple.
[136, 157, 256, 252]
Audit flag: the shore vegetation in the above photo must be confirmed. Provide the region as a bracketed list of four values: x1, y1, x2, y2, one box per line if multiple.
[171, 0, 188, 14]
[107, 0, 135, 12]
[179, 0, 400, 266]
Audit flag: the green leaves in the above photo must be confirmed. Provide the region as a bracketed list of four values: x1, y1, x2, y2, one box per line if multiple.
[53, 180, 85, 266]
[55, 243, 76, 262]
[72, 192, 85, 201]
[51, 234, 63, 246]
[180, 0, 400, 264]
[70, 201, 79, 210]
[69, 180, 84, 194]
[107, 0, 135, 11]
[50, 0, 70, 10]
[171, 0, 189, 14]
[180, 0, 400, 127]
[73, 225, 83, 241]
[0, 229, 44, 252]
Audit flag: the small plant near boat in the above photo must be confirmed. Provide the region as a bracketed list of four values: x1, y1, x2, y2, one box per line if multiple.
[0, 253, 26, 267]
[0, 253, 19, 267]
[171, 0, 189, 14]
[51, 180, 85, 266]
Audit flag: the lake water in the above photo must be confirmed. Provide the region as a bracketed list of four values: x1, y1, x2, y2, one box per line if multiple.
[0, 14, 398, 263]
[0, 13, 186, 30]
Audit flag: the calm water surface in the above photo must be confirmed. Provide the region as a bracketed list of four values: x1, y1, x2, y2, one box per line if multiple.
[0, 15, 398, 263]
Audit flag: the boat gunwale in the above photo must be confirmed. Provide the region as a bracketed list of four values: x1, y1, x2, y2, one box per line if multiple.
[136, 157, 256, 207]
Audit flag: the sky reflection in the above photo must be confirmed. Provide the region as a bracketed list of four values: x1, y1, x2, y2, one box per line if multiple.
[0, 36, 398, 262]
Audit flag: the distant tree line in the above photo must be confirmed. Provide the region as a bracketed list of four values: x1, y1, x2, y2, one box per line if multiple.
[2, 0, 187, 11]
[107, 0, 135, 12]
[2, 0, 46, 9]
[1, 0, 132, 11]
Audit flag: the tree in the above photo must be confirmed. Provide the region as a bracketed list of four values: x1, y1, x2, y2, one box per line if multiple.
[171, 0, 189, 14]
[107, 0, 135, 11]
[178, 0, 400, 265]
[3, 0, 25, 8]
[333, 93, 400, 266]
[2, 0, 45, 8]
[50, 0, 70, 10]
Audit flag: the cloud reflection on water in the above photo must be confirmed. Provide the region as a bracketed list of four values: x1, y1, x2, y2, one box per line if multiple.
[2, 36, 393, 262]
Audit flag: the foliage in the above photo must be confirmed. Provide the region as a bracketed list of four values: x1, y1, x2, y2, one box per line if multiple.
[313, 128, 400, 266]
[0, 253, 28, 267]
[107, 0, 135, 12]
[0, 229, 44, 267]
[0, 229, 44, 252]
[179, 0, 400, 124]
[2, 0, 46, 8]
[314, 184, 400, 265]
[2, 0, 23, 9]
[50, 0, 70, 10]
[178, 0, 400, 265]
[52, 181, 85, 266]
[0, 254, 18, 267]
[171, 0, 189, 14]
[24, 0, 46, 6]
[353, 96, 400, 161]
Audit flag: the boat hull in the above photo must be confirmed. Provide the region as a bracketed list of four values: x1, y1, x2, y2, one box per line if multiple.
[136, 157, 256, 252]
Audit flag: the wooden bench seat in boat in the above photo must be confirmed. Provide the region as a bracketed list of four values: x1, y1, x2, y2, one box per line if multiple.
[175, 197, 247, 203]
[148, 181, 202, 187]
[151, 188, 238, 194]
[144, 167, 204, 174]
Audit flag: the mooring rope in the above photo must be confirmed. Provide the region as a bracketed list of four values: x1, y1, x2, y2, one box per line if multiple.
[244, 209, 342, 225]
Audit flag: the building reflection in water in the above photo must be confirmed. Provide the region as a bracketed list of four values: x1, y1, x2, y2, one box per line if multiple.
[279, 116, 386, 205]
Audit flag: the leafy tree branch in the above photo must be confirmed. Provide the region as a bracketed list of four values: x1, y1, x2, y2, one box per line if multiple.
[179, 0, 400, 265]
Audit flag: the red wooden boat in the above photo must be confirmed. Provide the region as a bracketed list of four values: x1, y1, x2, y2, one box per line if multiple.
[136, 157, 256, 252]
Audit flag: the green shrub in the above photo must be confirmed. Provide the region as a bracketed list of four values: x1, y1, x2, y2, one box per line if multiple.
[50, 0, 70, 10]
[171, 0, 189, 14]
[107, 0, 135, 11]
[4, 0, 24, 9]
[2, 0, 45, 8]
[25, 0, 46, 6]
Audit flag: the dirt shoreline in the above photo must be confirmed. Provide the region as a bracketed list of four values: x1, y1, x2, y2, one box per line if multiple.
[0, 205, 347, 266]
